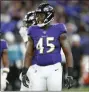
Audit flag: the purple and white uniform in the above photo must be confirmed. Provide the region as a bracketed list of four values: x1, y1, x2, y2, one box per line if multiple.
[28, 23, 66, 66]
[23, 23, 67, 91]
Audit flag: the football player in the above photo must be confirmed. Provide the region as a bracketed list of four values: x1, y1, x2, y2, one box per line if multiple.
[22, 3, 74, 91]
[0, 32, 10, 91]
[19, 11, 36, 44]
[19, 11, 36, 91]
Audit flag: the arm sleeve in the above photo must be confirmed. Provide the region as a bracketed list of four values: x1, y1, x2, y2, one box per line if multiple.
[2, 40, 8, 50]
[27, 26, 33, 37]
[56, 23, 67, 35]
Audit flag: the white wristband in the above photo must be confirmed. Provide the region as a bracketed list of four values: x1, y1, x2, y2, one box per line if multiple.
[3, 68, 10, 73]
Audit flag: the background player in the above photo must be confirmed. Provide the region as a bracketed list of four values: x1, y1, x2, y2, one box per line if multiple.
[22, 3, 74, 91]
[0, 32, 10, 91]
[19, 11, 36, 45]
[19, 11, 37, 91]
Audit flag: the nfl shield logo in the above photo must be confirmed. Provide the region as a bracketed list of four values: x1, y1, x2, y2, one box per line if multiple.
[43, 31, 46, 34]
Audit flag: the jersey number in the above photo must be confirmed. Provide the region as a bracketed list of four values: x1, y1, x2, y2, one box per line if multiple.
[36, 37, 55, 54]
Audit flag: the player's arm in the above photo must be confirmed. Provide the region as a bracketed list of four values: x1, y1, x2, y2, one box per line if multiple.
[2, 49, 9, 68]
[22, 36, 34, 88]
[60, 33, 73, 69]
[59, 33, 73, 89]
[2, 49, 10, 77]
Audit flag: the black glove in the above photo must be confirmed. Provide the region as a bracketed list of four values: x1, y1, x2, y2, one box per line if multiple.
[65, 76, 73, 89]
[65, 67, 74, 89]
[22, 67, 29, 88]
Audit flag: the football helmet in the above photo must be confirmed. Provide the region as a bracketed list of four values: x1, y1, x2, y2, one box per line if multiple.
[23, 11, 36, 27]
[36, 3, 54, 27]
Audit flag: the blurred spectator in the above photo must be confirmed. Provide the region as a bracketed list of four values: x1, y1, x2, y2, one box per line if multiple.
[65, 0, 81, 18]
[80, 55, 89, 86]
[78, 24, 89, 55]
[66, 22, 78, 45]
[80, 1, 89, 23]
[66, 22, 77, 34]
[71, 34, 83, 87]
[53, 5, 66, 23]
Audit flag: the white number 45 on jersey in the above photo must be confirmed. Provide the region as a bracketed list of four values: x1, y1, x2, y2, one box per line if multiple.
[36, 37, 55, 54]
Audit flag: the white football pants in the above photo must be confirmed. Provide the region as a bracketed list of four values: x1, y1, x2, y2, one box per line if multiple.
[24, 62, 63, 91]
[20, 62, 63, 91]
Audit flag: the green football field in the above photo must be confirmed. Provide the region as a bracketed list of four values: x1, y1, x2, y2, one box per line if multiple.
[63, 86, 89, 92]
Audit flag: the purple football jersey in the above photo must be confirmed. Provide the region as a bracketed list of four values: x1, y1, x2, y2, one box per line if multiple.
[0, 39, 8, 63]
[28, 23, 67, 66]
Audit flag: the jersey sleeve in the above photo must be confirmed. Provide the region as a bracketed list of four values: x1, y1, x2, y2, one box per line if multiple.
[57, 23, 67, 35]
[27, 26, 34, 37]
[2, 40, 8, 50]
[27, 27, 31, 36]
[19, 27, 28, 42]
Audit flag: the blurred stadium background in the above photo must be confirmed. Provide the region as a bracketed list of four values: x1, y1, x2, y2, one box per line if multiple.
[1, 0, 89, 91]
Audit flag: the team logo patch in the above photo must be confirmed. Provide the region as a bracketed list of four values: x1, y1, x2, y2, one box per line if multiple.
[43, 31, 46, 34]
